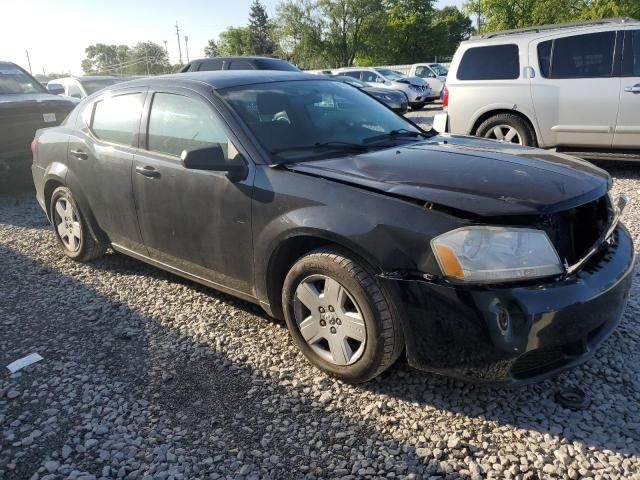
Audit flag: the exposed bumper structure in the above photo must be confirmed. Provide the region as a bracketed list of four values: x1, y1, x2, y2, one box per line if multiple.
[392, 224, 635, 385]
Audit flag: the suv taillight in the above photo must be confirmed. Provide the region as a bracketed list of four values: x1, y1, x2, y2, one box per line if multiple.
[31, 137, 37, 160]
[442, 84, 449, 109]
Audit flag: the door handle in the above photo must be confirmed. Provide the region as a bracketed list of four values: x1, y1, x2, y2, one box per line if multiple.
[135, 165, 161, 178]
[70, 149, 88, 160]
[624, 84, 640, 94]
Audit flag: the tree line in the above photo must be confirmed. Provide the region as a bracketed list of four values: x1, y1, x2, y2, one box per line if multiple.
[464, 0, 639, 33]
[81, 0, 639, 74]
[205, 0, 472, 69]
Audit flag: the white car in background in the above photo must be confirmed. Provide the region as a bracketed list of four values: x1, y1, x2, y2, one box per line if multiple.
[336, 67, 434, 110]
[47, 76, 124, 100]
[433, 17, 640, 160]
[409, 63, 448, 98]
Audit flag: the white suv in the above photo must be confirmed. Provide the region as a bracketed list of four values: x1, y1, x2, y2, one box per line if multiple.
[433, 18, 640, 158]
[336, 67, 434, 110]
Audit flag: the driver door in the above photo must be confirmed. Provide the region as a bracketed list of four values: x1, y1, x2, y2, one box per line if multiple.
[132, 87, 255, 294]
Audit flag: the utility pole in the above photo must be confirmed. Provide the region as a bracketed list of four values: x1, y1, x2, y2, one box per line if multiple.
[25, 50, 32, 74]
[163, 40, 168, 54]
[185, 35, 190, 63]
[175, 21, 183, 65]
[477, 0, 482, 33]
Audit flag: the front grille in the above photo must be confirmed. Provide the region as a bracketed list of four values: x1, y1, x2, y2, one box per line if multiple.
[511, 345, 567, 379]
[541, 195, 611, 265]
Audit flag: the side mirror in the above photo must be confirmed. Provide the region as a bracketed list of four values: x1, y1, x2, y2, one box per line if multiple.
[375, 77, 385, 83]
[427, 72, 436, 78]
[47, 83, 64, 95]
[180, 145, 247, 180]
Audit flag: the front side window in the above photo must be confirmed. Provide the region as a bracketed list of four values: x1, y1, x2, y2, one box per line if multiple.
[414, 66, 428, 78]
[342, 71, 361, 80]
[147, 92, 230, 158]
[457, 44, 520, 80]
[67, 82, 83, 99]
[429, 64, 448, 76]
[361, 71, 380, 82]
[91, 93, 144, 145]
[219, 79, 421, 163]
[622, 30, 640, 76]
[547, 32, 615, 79]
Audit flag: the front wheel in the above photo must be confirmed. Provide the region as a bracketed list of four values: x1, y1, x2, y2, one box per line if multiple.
[50, 186, 106, 262]
[282, 249, 404, 383]
[476, 113, 537, 147]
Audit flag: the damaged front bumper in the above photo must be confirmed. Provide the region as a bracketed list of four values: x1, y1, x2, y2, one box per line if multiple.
[387, 224, 635, 385]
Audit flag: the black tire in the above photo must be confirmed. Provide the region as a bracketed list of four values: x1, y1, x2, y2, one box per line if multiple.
[282, 248, 404, 383]
[409, 103, 425, 111]
[475, 113, 538, 147]
[50, 186, 106, 262]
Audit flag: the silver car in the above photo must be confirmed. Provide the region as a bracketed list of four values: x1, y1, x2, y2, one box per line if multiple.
[336, 67, 433, 110]
[433, 17, 640, 159]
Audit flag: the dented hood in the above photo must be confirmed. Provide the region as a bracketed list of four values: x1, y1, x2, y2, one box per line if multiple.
[286, 135, 610, 216]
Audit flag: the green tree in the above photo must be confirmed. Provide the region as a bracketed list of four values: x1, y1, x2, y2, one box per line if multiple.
[81, 44, 131, 74]
[275, 0, 327, 68]
[249, 0, 275, 54]
[218, 26, 253, 55]
[128, 42, 171, 75]
[204, 39, 219, 57]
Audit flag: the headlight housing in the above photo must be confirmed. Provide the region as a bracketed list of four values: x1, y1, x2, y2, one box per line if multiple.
[431, 226, 564, 283]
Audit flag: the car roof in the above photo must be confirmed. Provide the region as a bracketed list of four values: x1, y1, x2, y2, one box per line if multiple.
[466, 17, 639, 43]
[110, 70, 329, 91]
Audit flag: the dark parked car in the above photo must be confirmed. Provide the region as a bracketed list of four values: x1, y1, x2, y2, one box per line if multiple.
[180, 56, 300, 73]
[0, 61, 75, 176]
[330, 75, 408, 113]
[32, 71, 634, 384]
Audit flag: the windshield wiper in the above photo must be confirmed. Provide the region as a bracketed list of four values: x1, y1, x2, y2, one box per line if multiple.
[362, 129, 430, 144]
[270, 141, 370, 156]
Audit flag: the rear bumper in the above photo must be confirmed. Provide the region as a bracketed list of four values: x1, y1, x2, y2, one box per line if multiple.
[392, 224, 635, 385]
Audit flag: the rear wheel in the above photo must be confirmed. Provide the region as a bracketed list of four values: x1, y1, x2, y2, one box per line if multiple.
[476, 113, 537, 147]
[50, 186, 106, 262]
[282, 248, 404, 383]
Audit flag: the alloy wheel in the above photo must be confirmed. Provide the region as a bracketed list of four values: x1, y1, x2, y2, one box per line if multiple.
[484, 124, 523, 145]
[54, 198, 82, 252]
[293, 274, 367, 366]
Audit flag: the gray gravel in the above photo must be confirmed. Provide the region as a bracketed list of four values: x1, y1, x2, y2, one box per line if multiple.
[1, 166, 640, 480]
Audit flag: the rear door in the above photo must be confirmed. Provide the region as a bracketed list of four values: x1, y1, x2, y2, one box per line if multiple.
[67, 87, 147, 252]
[132, 87, 255, 293]
[613, 28, 640, 147]
[530, 30, 620, 148]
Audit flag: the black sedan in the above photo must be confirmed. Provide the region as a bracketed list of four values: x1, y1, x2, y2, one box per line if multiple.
[329, 75, 408, 113]
[32, 71, 634, 384]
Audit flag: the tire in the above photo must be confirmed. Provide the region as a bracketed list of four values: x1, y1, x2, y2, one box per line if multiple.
[475, 113, 537, 147]
[282, 248, 404, 383]
[409, 103, 425, 111]
[50, 186, 106, 262]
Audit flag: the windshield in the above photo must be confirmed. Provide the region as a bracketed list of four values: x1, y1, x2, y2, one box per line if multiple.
[219, 80, 422, 163]
[0, 65, 46, 94]
[376, 69, 405, 81]
[429, 64, 448, 76]
[80, 78, 120, 95]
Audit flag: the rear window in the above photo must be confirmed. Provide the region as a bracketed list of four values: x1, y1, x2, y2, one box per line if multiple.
[197, 59, 224, 71]
[0, 64, 46, 94]
[255, 58, 300, 71]
[539, 32, 615, 79]
[456, 44, 520, 80]
[91, 93, 144, 145]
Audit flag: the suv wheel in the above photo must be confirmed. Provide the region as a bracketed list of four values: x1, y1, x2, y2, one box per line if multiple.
[50, 186, 106, 262]
[282, 248, 404, 383]
[476, 113, 537, 147]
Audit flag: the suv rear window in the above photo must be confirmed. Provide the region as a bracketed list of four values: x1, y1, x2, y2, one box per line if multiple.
[456, 44, 519, 80]
[538, 32, 616, 79]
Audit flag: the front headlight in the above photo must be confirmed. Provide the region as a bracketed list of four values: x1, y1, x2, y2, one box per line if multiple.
[431, 227, 564, 283]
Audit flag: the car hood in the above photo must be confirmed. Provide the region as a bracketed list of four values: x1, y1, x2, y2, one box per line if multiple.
[364, 87, 403, 97]
[285, 135, 610, 217]
[0, 93, 76, 109]
[393, 76, 428, 87]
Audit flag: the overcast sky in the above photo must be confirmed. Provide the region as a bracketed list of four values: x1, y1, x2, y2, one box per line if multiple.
[2, 0, 464, 75]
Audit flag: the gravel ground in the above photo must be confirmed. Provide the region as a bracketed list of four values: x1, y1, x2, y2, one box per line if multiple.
[1, 165, 640, 480]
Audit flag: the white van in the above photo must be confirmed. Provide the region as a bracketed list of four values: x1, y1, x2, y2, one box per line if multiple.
[433, 18, 640, 159]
